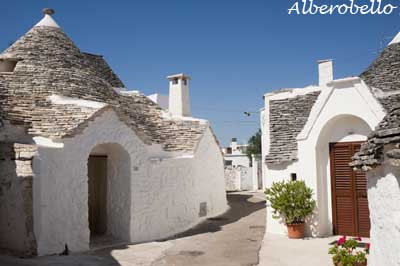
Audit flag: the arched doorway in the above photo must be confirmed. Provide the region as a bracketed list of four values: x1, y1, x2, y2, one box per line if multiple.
[316, 115, 372, 237]
[87, 143, 131, 245]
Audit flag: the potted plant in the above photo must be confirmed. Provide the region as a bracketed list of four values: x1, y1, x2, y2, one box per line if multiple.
[328, 236, 369, 266]
[265, 180, 316, 238]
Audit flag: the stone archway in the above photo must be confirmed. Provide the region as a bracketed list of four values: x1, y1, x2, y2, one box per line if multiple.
[87, 143, 131, 245]
[315, 115, 372, 236]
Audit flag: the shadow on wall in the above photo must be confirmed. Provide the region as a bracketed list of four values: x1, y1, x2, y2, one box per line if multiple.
[306, 207, 320, 237]
[0, 143, 37, 257]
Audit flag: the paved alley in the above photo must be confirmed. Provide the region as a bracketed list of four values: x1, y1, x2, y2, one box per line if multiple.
[0, 192, 266, 266]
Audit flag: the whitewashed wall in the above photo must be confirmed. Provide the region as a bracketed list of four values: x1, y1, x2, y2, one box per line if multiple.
[224, 154, 250, 167]
[225, 167, 242, 191]
[32, 110, 227, 255]
[225, 164, 260, 192]
[367, 162, 400, 266]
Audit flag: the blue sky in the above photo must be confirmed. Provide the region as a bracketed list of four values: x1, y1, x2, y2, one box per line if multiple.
[1, 1, 398, 146]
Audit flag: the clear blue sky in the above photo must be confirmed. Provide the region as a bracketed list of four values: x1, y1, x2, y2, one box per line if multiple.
[1, 1, 398, 147]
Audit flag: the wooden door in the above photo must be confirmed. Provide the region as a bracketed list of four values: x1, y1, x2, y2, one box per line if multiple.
[330, 142, 370, 237]
[88, 155, 108, 236]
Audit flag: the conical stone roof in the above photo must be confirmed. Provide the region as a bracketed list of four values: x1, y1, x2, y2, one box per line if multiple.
[0, 12, 209, 153]
[361, 34, 400, 94]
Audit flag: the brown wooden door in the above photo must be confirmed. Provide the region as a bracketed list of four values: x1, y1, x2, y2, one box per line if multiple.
[330, 142, 370, 237]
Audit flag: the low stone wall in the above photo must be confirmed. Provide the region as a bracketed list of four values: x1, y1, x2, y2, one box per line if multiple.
[225, 167, 241, 191]
[225, 166, 254, 192]
[0, 143, 37, 256]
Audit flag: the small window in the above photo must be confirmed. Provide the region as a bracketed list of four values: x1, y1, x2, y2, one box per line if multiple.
[290, 173, 297, 181]
[226, 147, 232, 154]
[172, 78, 179, 85]
[183, 79, 187, 85]
[225, 160, 233, 166]
[0, 59, 18, 73]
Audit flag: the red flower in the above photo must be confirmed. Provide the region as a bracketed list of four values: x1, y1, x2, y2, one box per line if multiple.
[356, 236, 362, 241]
[365, 243, 370, 249]
[337, 236, 347, 246]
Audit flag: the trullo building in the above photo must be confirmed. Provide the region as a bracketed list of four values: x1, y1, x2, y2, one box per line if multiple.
[0, 9, 227, 256]
[261, 31, 400, 238]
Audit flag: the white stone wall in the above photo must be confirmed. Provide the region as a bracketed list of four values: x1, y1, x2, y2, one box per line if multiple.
[224, 165, 259, 192]
[32, 110, 227, 255]
[367, 164, 400, 266]
[224, 154, 250, 167]
[0, 144, 36, 255]
[225, 167, 241, 191]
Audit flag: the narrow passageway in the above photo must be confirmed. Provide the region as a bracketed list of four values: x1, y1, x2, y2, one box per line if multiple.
[0, 192, 266, 266]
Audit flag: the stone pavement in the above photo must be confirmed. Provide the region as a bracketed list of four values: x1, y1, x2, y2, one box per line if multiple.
[257, 233, 338, 266]
[0, 192, 266, 266]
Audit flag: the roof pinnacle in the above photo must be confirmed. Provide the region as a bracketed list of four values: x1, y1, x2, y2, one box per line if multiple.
[43, 8, 55, 16]
[35, 8, 60, 28]
[388, 32, 400, 46]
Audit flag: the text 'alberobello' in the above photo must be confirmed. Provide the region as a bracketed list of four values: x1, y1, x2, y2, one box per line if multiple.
[288, 0, 398, 15]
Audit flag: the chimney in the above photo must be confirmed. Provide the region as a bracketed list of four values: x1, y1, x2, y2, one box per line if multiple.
[167, 73, 191, 117]
[317, 59, 333, 86]
[231, 137, 238, 151]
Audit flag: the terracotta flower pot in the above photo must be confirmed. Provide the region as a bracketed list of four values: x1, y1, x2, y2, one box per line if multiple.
[334, 260, 367, 266]
[286, 222, 305, 239]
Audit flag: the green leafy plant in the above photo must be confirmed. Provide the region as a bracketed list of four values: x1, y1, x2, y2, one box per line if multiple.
[329, 236, 369, 266]
[265, 180, 316, 224]
[245, 129, 261, 161]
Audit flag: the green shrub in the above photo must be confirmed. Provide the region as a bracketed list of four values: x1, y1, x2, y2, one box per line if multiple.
[265, 180, 316, 224]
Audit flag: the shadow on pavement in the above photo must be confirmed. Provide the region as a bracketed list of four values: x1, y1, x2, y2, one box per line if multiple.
[0, 193, 266, 266]
[161, 193, 266, 240]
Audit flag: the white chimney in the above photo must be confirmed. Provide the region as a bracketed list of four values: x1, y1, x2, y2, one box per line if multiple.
[231, 137, 238, 151]
[167, 73, 191, 117]
[317, 59, 333, 86]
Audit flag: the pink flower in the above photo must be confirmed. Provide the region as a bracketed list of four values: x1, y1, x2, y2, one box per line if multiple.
[356, 236, 362, 241]
[337, 236, 347, 246]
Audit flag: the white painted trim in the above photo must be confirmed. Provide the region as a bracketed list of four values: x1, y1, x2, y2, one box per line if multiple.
[262, 99, 271, 158]
[48, 95, 107, 109]
[33, 136, 64, 148]
[264, 86, 320, 100]
[34, 14, 60, 28]
[161, 110, 209, 124]
[388, 32, 400, 46]
[297, 77, 385, 141]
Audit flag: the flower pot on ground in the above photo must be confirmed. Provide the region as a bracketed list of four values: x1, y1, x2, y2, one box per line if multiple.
[265, 180, 316, 239]
[286, 222, 305, 239]
[329, 236, 369, 266]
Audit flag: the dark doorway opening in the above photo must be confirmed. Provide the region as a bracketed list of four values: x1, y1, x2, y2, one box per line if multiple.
[88, 155, 108, 239]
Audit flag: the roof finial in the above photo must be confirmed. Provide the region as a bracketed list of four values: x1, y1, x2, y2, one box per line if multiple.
[388, 32, 400, 46]
[35, 8, 60, 28]
[43, 8, 55, 16]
